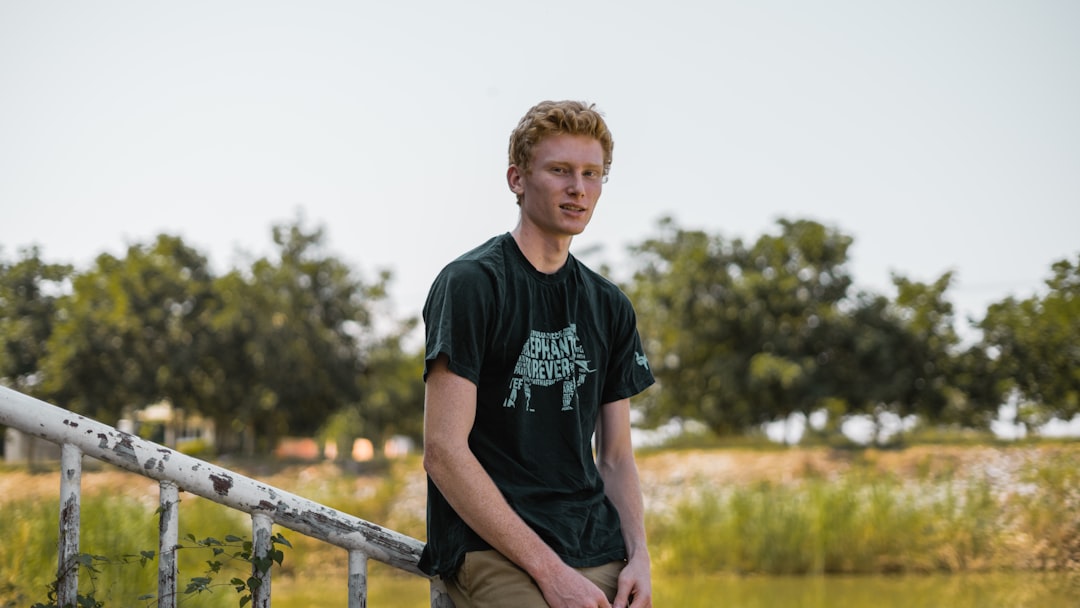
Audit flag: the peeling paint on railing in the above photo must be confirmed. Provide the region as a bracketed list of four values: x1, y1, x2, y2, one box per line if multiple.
[0, 385, 455, 607]
[158, 480, 179, 608]
[58, 443, 82, 607]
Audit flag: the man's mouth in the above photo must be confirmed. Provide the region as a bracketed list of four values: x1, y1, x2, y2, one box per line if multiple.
[561, 204, 586, 212]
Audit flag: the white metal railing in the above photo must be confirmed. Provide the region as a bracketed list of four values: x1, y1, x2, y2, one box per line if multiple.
[0, 385, 453, 608]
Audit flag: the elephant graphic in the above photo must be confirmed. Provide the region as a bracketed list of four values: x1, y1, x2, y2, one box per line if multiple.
[503, 324, 595, 413]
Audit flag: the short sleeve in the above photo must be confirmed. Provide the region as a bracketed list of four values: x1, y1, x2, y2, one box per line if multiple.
[601, 294, 655, 404]
[422, 260, 496, 384]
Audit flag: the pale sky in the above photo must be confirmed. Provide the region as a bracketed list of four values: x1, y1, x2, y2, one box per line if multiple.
[2, 1, 1078, 331]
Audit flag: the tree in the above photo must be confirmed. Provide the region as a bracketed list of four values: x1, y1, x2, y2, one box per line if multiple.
[980, 255, 1080, 425]
[325, 321, 424, 462]
[0, 247, 71, 396]
[626, 216, 989, 442]
[40, 235, 219, 421]
[205, 217, 388, 454]
[356, 326, 425, 454]
[949, 343, 1009, 429]
[830, 273, 966, 441]
[626, 217, 856, 436]
[29, 216, 410, 456]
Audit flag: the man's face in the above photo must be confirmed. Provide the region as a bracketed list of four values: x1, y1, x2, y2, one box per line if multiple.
[508, 133, 605, 239]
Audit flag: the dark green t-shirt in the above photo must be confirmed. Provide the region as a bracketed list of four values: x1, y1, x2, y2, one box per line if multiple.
[418, 233, 655, 578]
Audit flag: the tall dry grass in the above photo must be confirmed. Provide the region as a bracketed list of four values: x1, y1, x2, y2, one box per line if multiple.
[648, 446, 1080, 576]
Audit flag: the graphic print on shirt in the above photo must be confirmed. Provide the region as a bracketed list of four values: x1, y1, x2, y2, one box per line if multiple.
[503, 324, 596, 413]
[635, 351, 650, 371]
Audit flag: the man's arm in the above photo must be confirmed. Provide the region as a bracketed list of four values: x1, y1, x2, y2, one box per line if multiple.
[422, 354, 611, 608]
[596, 398, 652, 608]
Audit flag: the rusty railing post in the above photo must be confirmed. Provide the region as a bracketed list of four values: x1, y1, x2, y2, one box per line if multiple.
[58, 443, 82, 607]
[158, 480, 180, 608]
[251, 512, 273, 608]
[348, 549, 368, 608]
[431, 576, 455, 607]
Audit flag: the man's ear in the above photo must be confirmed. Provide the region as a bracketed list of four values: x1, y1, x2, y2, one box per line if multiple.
[507, 165, 525, 195]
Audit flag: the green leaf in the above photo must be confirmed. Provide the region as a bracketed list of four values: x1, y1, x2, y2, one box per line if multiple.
[252, 557, 272, 574]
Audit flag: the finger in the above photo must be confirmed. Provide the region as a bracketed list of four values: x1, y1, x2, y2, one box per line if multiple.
[629, 590, 652, 608]
[612, 578, 633, 608]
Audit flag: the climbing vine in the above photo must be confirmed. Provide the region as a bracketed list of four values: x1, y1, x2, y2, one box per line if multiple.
[31, 532, 292, 608]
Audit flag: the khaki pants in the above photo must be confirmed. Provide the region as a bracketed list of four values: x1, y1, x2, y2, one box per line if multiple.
[446, 550, 624, 608]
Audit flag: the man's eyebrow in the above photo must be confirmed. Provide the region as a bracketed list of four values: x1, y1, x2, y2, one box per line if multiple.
[545, 159, 603, 167]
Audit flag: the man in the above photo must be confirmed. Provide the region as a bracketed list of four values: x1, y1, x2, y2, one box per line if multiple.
[419, 100, 654, 608]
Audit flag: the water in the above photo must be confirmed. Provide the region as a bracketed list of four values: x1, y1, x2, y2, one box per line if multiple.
[278, 571, 1080, 607]
[654, 572, 1079, 608]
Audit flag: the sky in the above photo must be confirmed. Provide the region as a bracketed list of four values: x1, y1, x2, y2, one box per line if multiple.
[2, 1, 1078, 331]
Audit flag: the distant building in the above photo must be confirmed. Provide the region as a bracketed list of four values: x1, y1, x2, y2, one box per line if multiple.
[4, 427, 61, 462]
[3, 399, 216, 463]
[118, 400, 216, 454]
[274, 435, 416, 461]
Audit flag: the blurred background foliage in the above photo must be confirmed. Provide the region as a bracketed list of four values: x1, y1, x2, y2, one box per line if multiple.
[1, 214, 1077, 455]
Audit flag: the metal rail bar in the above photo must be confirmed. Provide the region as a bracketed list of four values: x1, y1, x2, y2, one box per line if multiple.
[0, 385, 454, 607]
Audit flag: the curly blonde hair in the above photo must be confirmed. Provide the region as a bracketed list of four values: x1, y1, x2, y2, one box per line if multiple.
[508, 100, 614, 184]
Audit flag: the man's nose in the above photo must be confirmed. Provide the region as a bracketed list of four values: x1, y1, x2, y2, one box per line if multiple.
[568, 173, 586, 196]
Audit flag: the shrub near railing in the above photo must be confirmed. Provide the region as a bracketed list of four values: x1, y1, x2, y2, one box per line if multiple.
[29, 531, 292, 608]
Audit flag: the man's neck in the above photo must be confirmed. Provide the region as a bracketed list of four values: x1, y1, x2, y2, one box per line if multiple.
[510, 225, 572, 274]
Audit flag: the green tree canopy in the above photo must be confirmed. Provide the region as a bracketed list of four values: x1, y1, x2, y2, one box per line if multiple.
[40, 235, 219, 421]
[0, 247, 72, 396]
[828, 272, 966, 439]
[626, 217, 856, 435]
[204, 218, 390, 453]
[26, 217, 406, 456]
[980, 255, 1080, 425]
[624, 216, 998, 442]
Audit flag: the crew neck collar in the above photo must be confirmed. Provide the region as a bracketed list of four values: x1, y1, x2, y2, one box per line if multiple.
[502, 232, 574, 282]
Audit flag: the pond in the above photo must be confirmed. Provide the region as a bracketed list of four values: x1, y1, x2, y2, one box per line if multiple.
[277, 571, 1080, 607]
[655, 572, 1079, 608]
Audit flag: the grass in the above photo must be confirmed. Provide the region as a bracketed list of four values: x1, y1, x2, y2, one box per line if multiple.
[648, 445, 1080, 576]
[650, 473, 1001, 576]
[0, 493, 261, 608]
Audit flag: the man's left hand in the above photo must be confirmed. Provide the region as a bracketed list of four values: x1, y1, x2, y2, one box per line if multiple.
[612, 554, 652, 608]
